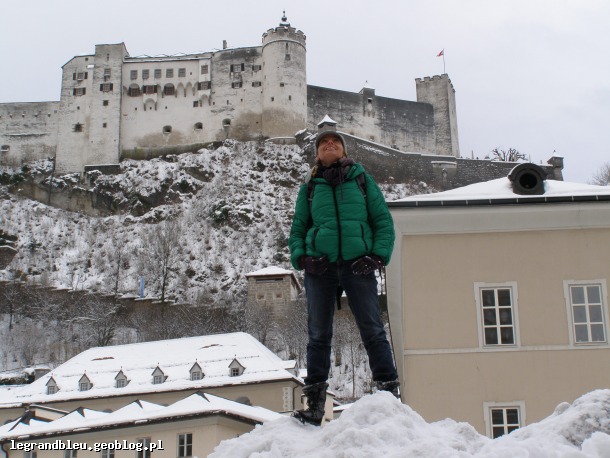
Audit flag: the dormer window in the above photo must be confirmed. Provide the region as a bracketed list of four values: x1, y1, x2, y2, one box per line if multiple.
[115, 370, 129, 388]
[78, 374, 92, 391]
[190, 363, 204, 381]
[46, 377, 58, 395]
[228, 358, 245, 377]
[152, 366, 166, 384]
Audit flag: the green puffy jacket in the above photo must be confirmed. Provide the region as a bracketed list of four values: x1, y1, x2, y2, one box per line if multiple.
[289, 162, 395, 270]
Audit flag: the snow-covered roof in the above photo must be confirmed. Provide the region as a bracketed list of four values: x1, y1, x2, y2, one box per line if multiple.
[0, 333, 298, 408]
[0, 392, 282, 440]
[390, 177, 610, 207]
[246, 266, 293, 277]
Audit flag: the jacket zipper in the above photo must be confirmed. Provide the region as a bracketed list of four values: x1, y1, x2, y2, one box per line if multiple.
[332, 186, 342, 261]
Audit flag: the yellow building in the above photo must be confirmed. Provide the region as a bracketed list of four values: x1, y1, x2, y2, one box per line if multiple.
[387, 164, 610, 437]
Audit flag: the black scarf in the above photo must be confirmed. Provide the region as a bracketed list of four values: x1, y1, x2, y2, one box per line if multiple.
[315, 158, 355, 186]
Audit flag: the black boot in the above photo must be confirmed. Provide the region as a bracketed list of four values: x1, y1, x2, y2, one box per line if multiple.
[375, 379, 400, 398]
[293, 382, 328, 426]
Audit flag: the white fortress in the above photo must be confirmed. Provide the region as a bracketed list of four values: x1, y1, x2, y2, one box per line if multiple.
[0, 14, 459, 175]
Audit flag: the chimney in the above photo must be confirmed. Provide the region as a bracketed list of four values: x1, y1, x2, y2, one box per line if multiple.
[508, 163, 547, 195]
[223, 40, 227, 50]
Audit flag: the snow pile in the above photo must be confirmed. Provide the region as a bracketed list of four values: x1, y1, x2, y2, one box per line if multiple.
[210, 390, 610, 458]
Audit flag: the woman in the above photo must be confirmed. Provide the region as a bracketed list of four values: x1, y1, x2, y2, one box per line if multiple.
[289, 123, 399, 425]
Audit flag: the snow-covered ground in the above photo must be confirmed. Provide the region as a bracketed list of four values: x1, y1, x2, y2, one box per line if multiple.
[211, 390, 610, 457]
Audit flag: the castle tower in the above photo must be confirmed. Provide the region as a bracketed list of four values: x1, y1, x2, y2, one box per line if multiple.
[415, 74, 460, 157]
[261, 13, 307, 139]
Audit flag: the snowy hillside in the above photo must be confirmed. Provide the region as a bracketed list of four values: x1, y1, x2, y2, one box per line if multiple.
[211, 390, 610, 457]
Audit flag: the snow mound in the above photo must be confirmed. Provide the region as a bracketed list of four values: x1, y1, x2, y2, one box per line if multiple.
[210, 390, 610, 457]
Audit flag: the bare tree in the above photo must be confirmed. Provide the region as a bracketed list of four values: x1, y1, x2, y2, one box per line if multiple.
[277, 295, 308, 367]
[490, 148, 527, 162]
[591, 162, 610, 186]
[334, 310, 367, 399]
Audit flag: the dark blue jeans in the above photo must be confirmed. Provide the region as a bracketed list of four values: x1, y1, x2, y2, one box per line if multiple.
[304, 261, 398, 385]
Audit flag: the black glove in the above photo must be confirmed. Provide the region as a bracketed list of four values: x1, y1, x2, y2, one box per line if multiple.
[351, 255, 384, 276]
[299, 255, 329, 275]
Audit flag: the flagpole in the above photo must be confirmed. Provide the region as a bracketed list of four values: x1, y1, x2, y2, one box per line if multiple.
[442, 53, 446, 74]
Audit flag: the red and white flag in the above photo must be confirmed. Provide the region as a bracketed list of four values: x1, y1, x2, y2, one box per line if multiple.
[437, 49, 444, 57]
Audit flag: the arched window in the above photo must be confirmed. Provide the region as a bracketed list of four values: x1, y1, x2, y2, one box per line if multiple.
[164, 84, 175, 96]
[128, 84, 141, 97]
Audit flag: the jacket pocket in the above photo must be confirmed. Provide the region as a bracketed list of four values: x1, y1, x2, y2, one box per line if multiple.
[311, 227, 320, 250]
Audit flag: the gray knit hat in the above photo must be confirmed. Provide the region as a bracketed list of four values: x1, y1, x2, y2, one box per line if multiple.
[315, 115, 347, 155]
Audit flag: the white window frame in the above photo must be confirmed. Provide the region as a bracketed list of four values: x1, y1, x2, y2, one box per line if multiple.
[177, 433, 193, 458]
[101, 449, 115, 458]
[136, 438, 151, 458]
[564, 279, 609, 346]
[474, 282, 520, 349]
[483, 401, 525, 438]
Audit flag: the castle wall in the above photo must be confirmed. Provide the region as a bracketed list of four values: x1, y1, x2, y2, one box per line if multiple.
[0, 102, 59, 166]
[416, 74, 459, 156]
[307, 86, 438, 154]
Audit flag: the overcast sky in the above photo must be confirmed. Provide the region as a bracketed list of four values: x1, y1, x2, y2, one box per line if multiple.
[2, 0, 608, 183]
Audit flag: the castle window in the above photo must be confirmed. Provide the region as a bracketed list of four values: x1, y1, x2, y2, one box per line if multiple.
[104, 68, 111, 79]
[201, 64, 209, 74]
[285, 54, 291, 61]
[166, 68, 174, 78]
[103, 100, 109, 106]
[100, 83, 114, 92]
[222, 119, 231, 128]
[193, 101, 199, 107]
[0, 145, 9, 154]
[73, 72, 88, 81]
[289, 95, 292, 101]
[252, 82, 261, 87]
[232, 82, 243, 89]
[142, 69, 150, 79]
[252, 64, 261, 71]
[163, 84, 175, 96]
[154, 69, 162, 78]
[73, 123, 83, 132]
[102, 123, 107, 128]
[72, 87, 86, 96]
[197, 81, 211, 90]
[130, 70, 138, 80]
[128, 85, 141, 97]
[271, 97, 274, 102]
[178, 68, 186, 77]
[143, 85, 158, 94]
[163, 125, 172, 134]
[194, 122, 203, 130]
[230, 63, 245, 73]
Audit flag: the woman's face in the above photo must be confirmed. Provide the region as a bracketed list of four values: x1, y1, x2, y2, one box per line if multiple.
[316, 134, 345, 166]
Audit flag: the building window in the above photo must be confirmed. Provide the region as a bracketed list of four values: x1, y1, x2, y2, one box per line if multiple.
[230, 63, 244, 73]
[280, 83, 285, 87]
[143, 85, 158, 94]
[488, 406, 521, 438]
[73, 72, 88, 81]
[177, 433, 192, 457]
[252, 81, 261, 87]
[72, 87, 86, 96]
[201, 64, 209, 74]
[193, 101, 199, 107]
[231, 82, 242, 89]
[285, 54, 291, 61]
[230, 368, 239, 377]
[103, 68, 111, 79]
[116, 378, 126, 388]
[154, 69, 162, 79]
[102, 123, 107, 128]
[25, 452, 37, 458]
[128, 85, 141, 97]
[194, 122, 203, 131]
[79, 382, 90, 391]
[178, 68, 186, 77]
[0, 145, 9, 154]
[166, 68, 174, 78]
[162, 125, 172, 134]
[252, 64, 261, 71]
[100, 83, 114, 92]
[567, 282, 607, 344]
[142, 69, 149, 79]
[73, 123, 84, 132]
[476, 283, 518, 347]
[103, 100, 109, 106]
[137, 438, 151, 458]
[190, 370, 202, 380]
[130, 70, 138, 80]
[47, 385, 56, 395]
[101, 450, 115, 458]
[197, 81, 211, 90]
[64, 450, 77, 458]
[164, 84, 175, 96]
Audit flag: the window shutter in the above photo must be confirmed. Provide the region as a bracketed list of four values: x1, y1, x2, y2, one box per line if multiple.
[100, 84, 104, 91]
[85, 72, 88, 79]
[73, 73, 76, 80]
